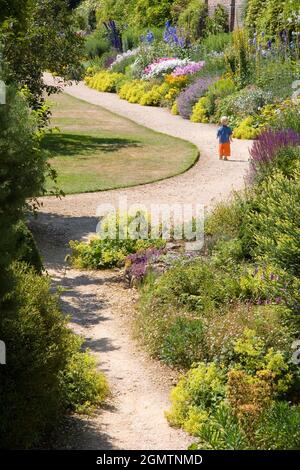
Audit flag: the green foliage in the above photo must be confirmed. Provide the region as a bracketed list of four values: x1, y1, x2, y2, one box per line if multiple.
[132, 0, 175, 28]
[206, 4, 229, 36]
[225, 29, 252, 88]
[13, 221, 43, 273]
[160, 317, 205, 368]
[178, 0, 208, 41]
[244, 166, 300, 276]
[84, 29, 110, 59]
[217, 86, 273, 124]
[1, 0, 84, 104]
[255, 59, 300, 101]
[198, 32, 232, 54]
[165, 362, 226, 434]
[204, 77, 237, 119]
[245, 0, 300, 35]
[60, 351, 108, 414]
[0, 87, 49, 297]
[69, 212, 166, 269]
[166, 330, 298, 449]
[0, 263, 107, 448]
[233, 116, 260, 139]
[85, 70, 126, 92]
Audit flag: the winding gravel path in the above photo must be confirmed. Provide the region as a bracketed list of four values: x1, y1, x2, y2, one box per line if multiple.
[42, 73, 250, 217]
[34, 75, 251, 450]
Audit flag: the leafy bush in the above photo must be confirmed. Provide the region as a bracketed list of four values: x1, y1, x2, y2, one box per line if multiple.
[244, 166, 300, 277]
[177, 76, 215, 119]
[198, 32, 232, 54]
[190, 96, 210, 123]
[177, 0, 208, 41]
[69, 212, 166, 269]
[255, 59, 300, 101]
[233, 116, 260, 140]
[271, 102, 300, 134]
[203, 76, 236, 119]
[225, 29, 253, 88]
[165, 362, 226, 434]
[84, 30, 110, 59]
[85, 71, 125, 92]
[160, 317, 205, 368]
[0, 263, 107, 448]
[206, 4, 229, 36]
[194, 401, 300, 450]
[13, 221, 43, 273]
[118, 79, 149, 103]
[60, 351, 108, 414]
[167, 330, 299, 449]
[217, 86, 273, 122]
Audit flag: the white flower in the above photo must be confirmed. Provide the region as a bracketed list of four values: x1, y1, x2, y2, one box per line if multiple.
[110, 48, 140, 69]
[142, 58, 191, 79]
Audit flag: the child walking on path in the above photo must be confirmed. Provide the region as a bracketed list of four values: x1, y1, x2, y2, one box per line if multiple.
[217, 116, 233, 161]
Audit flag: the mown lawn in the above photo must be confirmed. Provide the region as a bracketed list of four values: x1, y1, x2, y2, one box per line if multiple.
[43, 93, 198, 194]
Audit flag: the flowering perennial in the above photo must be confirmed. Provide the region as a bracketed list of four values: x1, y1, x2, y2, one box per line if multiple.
[110, 48, 140, 69]
[143, 58, 197, 79]
[172, 61, 205, 77]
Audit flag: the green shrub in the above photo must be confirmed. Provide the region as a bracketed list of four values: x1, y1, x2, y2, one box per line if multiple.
[0, 263, 107, 448]
[233, 116, 260, 139]
[255, 59, 300, 101]
[60, 351, 108, 414]
[12, 221, 43, 273]
[69, 212, 166, 269]
[178, 0, 208, 41]
[85, 71, 125, 92]
[217, 86, 273, 122]
[165, 362, 226, 434]
[204, 77, 237, 119]
[193, 401, 300, 450]
[167, 331, 298, 449]
[225, 29, 253, 88]
[204, 197, 244, 243]
[160, 317, 205, 368]
[206, 4, 229, 36]
[254, 402, 300, 450]
[191, 96, 210, 123]
[84, 30, 110, 59]
[244, 166, 300, 276]
[0, 86, 49, 297]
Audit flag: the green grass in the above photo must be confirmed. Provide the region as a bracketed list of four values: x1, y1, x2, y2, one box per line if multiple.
[43, 93, 198, 194]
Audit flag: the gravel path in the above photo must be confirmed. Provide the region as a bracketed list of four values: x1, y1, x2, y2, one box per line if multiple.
[34, 76, 251, 450]
[42, 73, 250, 217]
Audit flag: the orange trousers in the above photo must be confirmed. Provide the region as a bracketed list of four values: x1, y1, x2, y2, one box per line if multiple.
[219, 142, 231, 157]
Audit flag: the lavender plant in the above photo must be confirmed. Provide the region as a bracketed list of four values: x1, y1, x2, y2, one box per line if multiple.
[177, 76, 216, 119]
[249, 129, 300, 180]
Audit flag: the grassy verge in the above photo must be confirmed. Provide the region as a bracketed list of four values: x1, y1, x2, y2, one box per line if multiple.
[43, 93, 198, 194]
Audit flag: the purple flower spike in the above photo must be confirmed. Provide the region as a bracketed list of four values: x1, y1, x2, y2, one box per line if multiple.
[249, 129, 300, 179]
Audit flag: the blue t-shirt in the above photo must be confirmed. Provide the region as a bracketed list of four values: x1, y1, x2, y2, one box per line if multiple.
[217, 125, 232, 143]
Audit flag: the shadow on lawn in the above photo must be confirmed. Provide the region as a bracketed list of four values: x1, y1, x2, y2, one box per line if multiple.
[42, 133, 141, 157]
